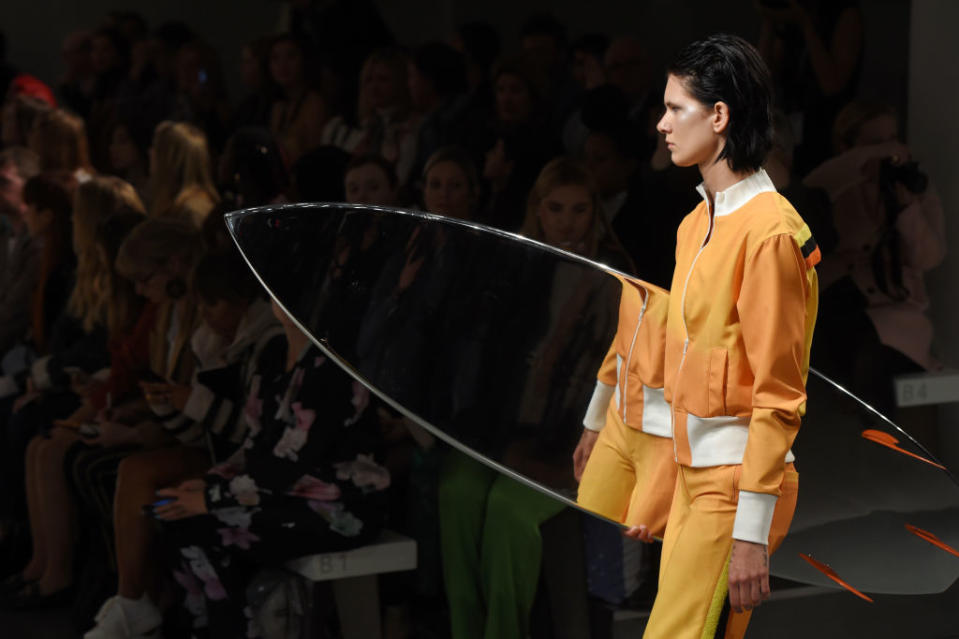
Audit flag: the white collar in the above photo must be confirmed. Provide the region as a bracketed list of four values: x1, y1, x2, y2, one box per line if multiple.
[695, 168, 777, 217]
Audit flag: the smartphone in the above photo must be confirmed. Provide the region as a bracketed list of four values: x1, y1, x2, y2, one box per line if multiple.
[141, 497, 175, 518]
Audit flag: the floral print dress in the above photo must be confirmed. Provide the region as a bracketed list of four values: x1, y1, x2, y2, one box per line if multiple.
[165, 344, 390, 637]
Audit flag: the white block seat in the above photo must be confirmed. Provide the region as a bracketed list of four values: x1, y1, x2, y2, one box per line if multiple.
[286, 529, 417, 639]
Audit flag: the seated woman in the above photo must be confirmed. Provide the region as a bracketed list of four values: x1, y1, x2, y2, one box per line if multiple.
[439, 157, 631, 639]
[7, 217, 200, 610]
[148, 121, 220, 227]
[2, 180, 145, 607]
[268, 34, 330, 167]
[155, 299, 389, 638]
[83, 249, 285, 638]
[323, 48, 419, 184]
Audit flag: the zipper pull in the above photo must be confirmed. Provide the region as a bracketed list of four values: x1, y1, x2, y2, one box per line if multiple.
[682, 339, 689, 356]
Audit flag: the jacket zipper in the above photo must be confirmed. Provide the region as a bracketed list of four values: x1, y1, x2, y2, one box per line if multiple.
[621, 287, 649, 424]
[674, 202, 715, 457]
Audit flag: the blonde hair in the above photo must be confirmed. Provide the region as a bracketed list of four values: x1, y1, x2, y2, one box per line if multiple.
[357, 47, 411, 122]
[521, 157, 610, 259]
[68, 176, 146, 332]
[29, 109, 93, 174]
[149, 121, 219, 224]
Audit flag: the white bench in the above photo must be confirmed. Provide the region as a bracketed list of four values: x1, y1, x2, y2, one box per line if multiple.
[286, 530, 417, 639]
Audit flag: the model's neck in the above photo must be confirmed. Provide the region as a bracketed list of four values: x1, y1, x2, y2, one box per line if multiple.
[699, 157, 752, 210]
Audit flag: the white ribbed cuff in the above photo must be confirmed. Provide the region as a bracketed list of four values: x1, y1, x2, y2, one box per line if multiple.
[732, 490, 777, 545]
[182, 383, 216, 423]
[583, 381, 615, 432]
[30, 356, 52, 391]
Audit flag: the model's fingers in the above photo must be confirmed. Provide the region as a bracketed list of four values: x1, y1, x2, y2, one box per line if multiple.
[749, 575, 763, 609]
[761, 571, 771, 601]
[728, 580, 742, 613]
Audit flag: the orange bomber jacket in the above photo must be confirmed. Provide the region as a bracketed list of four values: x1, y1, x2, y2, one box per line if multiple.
[583, 275, 671, 438]
[664, 169, 819, 546]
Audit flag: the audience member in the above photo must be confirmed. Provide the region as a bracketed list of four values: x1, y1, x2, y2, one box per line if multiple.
[1, 95, 52, 149]
[155, 300, 387, 638]
[422, 146, 480, 221]
[408, 42, 469, 187]
[0, 148, 41, 355]
[758, 0, 864, 174]
[805, 100, 945, 417]
[268, 34, 330, 167]
[84, 249, 285, 638]
[231, 37, 275, 131]
[28, 110, 94, 182]
[148, 120, 219, 226]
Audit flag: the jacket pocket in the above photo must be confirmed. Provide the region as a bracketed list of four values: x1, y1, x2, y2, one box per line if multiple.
[707, 348, 728, 415]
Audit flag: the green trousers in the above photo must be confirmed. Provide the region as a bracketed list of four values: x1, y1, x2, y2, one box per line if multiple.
[438, 449, 566, 639]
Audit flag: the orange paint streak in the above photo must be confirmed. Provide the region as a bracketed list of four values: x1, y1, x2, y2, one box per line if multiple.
[860, 430, 946, 470]
[905, 524, 959, 559]
[799, 553, 874, 603]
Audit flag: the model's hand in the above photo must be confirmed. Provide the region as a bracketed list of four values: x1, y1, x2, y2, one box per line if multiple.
[728, 540, 770, 613]
[572, 429, 600, 481]
[623, 525, 655, 544]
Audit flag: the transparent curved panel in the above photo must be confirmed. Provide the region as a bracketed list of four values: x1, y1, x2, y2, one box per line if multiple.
[227, 203, 959, 596]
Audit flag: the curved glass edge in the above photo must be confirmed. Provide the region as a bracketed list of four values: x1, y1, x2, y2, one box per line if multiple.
[224, 204, 630, 531]
[807, 365, 956, 484]
[225, 203, 959, 587]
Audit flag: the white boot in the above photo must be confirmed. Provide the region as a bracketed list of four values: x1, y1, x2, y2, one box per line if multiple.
[84, 594, 163, 639]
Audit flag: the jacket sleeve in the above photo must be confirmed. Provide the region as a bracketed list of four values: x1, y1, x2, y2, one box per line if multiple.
[582, 341, 618, 432]
[733, 234, 812, 545]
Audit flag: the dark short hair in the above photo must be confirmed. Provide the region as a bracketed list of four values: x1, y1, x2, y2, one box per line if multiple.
[666, 34, 773, 173]
[412, 42, 467, 98]
[345, 154, 398, 188]
[23, 172, 74, 220]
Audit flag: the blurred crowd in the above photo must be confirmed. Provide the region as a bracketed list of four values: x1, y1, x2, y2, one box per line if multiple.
[0, 0, 945, 637]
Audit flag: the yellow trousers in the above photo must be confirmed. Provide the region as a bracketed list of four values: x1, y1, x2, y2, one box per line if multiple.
[577, 404, 677, 536]
[643, 463, 798, 639]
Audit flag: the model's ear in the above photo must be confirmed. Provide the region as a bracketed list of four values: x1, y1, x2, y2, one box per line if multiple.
[712, 101, 731, 135]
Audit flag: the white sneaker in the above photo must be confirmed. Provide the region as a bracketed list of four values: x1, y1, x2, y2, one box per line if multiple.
[84, 594, 163, 639]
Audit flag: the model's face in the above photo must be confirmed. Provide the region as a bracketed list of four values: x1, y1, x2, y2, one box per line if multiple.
[495, 73, 532, 124]
[424, 161, 472, 220]
[345, 164, 396, 206]
[854, 114, 898, 147]
[656, 74, 719, 168]
[537, 184, 593, 254]
[270, 41, 304, 89]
